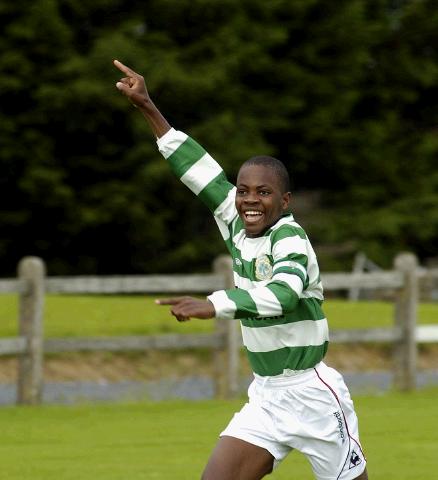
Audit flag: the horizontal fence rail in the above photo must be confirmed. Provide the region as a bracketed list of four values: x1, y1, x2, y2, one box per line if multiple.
[43, 333, 224, 354]
[0, 252, 436, 404]
[321, 271, 404, 290]
[45, 274, 227, 294]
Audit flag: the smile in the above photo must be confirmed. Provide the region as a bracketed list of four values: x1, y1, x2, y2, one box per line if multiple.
[243, 210, 264, 222]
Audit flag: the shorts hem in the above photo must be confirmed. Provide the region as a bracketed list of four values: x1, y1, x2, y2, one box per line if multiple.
[340, 460, 367, 480]
[219, 431, 282, 469]
[315, 460, 366, 480]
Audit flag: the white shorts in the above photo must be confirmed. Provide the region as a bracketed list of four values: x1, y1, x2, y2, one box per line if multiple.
[220, 362, 367, 480]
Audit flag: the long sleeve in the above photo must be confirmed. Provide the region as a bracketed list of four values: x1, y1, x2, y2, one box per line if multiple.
[157, 128, 237, 222]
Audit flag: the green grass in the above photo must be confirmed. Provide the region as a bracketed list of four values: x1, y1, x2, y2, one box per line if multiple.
[0, 295, 437, 338]
[0, 387, 437, 479]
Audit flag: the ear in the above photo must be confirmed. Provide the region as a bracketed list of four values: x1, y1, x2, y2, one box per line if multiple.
[281, 192, 292, 211]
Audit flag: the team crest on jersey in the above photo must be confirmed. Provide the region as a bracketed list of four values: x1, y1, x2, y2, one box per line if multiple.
[255, 255, 273, 280]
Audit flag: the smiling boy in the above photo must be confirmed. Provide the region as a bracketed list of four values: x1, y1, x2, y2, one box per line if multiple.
[114, 59, 368, 480]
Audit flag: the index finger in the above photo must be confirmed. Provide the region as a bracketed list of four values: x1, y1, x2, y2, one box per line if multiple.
[113, 59, 139, 77]
[155, 297, 187, 306]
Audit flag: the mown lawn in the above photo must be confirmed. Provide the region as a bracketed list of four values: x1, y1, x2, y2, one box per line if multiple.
[0, 295, 437, 338]
[0, 387, 437, 479]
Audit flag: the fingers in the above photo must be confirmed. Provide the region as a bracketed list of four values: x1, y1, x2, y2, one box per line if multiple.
[155, 297, 191, 321]
[156, 297, 195, 322]
[113, 59, 138, 77]
[155, 297, 188, 306]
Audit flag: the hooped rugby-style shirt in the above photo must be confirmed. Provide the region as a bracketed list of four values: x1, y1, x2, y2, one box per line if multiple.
[157, 128, 329, 377]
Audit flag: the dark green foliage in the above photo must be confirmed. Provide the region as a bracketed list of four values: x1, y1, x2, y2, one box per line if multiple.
[0, 0, 436, 274]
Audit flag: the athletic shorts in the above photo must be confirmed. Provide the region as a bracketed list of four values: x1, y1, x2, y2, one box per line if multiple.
[220, 362, 367, 480]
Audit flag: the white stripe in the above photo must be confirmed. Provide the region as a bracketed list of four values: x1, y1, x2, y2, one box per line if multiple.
[213, 187, 238, 225]
[273, 260, 307, 277]
[248, 287, 283, 317]
[274, 236, 307, 257]
[214, 217, 230, 241]
[234, 272, 254, 290]
[239, 237, 271, 262]
[232, 228, 246, 248]
[207, 290, 237, 320]
[301, 286, 324, 301]
[241, 319, 329, 352]
[156, 128, 188, 159]
[234, 271, 268, 290]
[180, 153, 223, 195]
[272, 272, 304, 296]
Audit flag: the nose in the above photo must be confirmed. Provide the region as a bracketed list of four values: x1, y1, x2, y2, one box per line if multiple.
[244, 191, 259, 204]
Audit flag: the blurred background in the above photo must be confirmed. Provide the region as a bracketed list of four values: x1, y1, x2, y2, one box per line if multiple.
[0, 0, 437, 276]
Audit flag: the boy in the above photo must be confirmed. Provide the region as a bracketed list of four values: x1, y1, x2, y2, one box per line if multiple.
[114, 59, 368, 480]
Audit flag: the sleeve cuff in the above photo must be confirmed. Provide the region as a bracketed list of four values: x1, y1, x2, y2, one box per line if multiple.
[156, 127, 177, 147]
[207, 290, 237, 320]
[156, 128, 189, 159]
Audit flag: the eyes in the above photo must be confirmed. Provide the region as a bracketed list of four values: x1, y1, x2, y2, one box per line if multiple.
[236, 188, 271, 197]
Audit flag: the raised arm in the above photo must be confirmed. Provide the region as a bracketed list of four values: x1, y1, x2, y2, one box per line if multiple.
[114, 59, 171, 138]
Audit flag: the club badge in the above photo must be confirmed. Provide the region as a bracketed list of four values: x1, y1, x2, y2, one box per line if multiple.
[255, 255, 273, 281]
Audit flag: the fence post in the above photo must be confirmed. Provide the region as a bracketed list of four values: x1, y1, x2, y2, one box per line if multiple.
[348, 252, 367, 301]
[393, 252, 418, 391]
[17, 257, 45, 405]
[213, 255, 240, 398]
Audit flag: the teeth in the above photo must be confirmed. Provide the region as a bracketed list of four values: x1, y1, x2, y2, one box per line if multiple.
[245, 211, 263, 216]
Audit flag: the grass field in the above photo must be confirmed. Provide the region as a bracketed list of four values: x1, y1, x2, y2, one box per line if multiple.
[1, 296, 437, 478]
[0, 295, 437, 338]
[0, 387, 437, 479]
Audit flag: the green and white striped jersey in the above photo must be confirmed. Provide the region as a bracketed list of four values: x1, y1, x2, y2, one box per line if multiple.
[157, 128, 329, 376]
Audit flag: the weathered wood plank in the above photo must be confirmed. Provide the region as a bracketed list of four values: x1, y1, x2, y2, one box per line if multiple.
[416, 325, 438, 343]
[44, 332, 225, 353]
[0, 337, 26, 355]
[330, 328, 401, 343]
[420, 268, 438, 280]
[322, 271, 404, 290]
[45, 274, 226, 294]
[0, 279, 26, 294]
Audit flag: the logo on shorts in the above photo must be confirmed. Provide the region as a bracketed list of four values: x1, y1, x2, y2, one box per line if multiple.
[349, 450, 362, 469]
[255, 255, 273, 280]
[333, 411, 346, 444]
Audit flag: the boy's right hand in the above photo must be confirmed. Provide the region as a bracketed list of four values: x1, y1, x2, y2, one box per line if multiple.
[114, 59, 151, 108]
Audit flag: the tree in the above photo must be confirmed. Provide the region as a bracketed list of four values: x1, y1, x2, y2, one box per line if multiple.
[0, 0, 436, 275]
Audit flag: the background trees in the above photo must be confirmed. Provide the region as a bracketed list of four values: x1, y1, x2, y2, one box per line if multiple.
[0, 0, 437, 275]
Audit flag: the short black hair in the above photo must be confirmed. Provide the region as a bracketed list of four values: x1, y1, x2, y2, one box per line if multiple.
[240, 156, 291, 193]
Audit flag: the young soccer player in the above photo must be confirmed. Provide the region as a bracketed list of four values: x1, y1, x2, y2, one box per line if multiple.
[114, 59, 369, 480]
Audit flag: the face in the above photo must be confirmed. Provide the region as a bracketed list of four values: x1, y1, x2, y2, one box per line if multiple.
[235, 164, 291, 238]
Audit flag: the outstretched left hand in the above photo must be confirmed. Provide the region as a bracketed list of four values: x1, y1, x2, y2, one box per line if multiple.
[156, 297, 216, 322]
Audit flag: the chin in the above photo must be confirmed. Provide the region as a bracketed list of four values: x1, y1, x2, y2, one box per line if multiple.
[245, 227, 265, 238]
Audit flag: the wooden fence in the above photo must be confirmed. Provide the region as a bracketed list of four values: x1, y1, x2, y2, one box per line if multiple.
[0, 252, 437, 405]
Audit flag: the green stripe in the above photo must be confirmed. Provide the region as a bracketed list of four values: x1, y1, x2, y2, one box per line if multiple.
[264, 213, 294, 236]
[273, 253, 308, 269]
[241, 297, 325, 327]
[230, 247, 258, 281]
[197, 172, 234, 211]
[271, 224, 307, 243]
[230, 248, 246, 278]
[273, 267, 306, 284]
[245, 342, 328, 376]
[233, 216, 245, 236]
[225, 289, 258, 318]
[223, 235, 233, 254]
[167, 137, 206, 178]
[267, 281, 299, 312]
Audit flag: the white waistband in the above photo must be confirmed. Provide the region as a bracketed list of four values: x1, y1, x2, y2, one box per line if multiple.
[253, 362, 323, 387]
